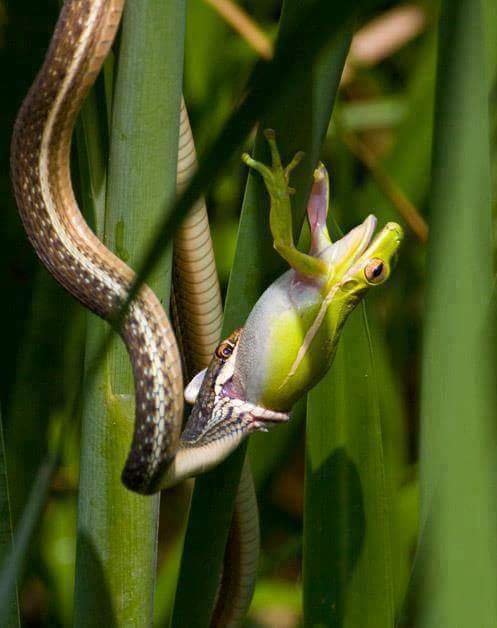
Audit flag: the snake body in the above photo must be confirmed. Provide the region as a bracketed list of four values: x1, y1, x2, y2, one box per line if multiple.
[174, 104, 260, 627]
[174, 100, 224, 373]
[12, 0, 266, 623]
[11, 0, 183, 494]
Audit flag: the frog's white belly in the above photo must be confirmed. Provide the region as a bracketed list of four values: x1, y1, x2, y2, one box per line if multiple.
[233, 269, 322, 404]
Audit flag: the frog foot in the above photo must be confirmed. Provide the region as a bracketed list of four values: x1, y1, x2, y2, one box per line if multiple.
[242, 129, 304, 199]
[242, 130, 329, 280]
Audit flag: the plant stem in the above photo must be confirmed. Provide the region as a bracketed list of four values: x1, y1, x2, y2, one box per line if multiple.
[73, 2, 185, 624]
[0, 408, 19, 628]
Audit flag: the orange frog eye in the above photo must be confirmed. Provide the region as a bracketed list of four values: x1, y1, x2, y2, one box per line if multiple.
[364, 258, 388, 284]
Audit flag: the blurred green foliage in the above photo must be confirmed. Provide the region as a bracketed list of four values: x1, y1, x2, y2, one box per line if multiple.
[1, 0, 496, 626]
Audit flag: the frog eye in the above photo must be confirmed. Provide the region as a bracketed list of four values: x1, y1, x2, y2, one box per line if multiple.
[215, 340, 235, 360]
[364, 258, 387, 284]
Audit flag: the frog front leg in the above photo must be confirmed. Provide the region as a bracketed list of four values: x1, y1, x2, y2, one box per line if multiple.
[242, 129, 331, 280]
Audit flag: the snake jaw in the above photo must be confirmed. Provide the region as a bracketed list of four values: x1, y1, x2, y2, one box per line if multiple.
[159, 388, 289, 489]
[166, 330, 290, 486]
[181, 382, 289, 446]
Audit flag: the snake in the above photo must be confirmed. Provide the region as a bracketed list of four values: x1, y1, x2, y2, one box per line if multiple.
[10, 0, 280, 624]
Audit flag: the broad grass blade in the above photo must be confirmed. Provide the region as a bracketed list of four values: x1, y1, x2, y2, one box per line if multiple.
[304, 307, 395, 627]
[413, 1, 497, 625]
[0, 408, 19, 627]
[0, 457, 55, 626]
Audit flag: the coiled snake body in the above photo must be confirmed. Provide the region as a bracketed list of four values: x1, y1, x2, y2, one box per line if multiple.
[11, 0, 284, 624]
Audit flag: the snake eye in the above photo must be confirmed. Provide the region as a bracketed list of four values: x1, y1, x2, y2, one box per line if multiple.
[364, 258, 387, 284]
[215, 340, 235, 360]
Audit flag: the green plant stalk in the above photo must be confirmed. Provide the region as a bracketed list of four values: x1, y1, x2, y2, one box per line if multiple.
[0, 457, 55, 626]
[73, 2, 185, 625]
[415, 0, 497, 626]
[368, 315, 411, 611]
[171, 7, 352, 626]
[0, 409, 19, 628]
[483, 0, 497, 87]
[304, 306, 394, 627]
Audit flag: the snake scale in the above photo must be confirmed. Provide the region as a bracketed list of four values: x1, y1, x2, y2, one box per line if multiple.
[11, 0, 265, 624]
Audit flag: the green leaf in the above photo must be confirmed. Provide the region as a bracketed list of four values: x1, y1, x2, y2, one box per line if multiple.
[304, 306, 395, 627]
[0, 456, 55, 627]
[369, 316, 412, 611]
[0, 408, 19, 628]
[412, 1, 497, 625]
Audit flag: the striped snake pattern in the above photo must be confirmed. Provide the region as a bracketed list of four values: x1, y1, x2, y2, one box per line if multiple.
[11, 1, 259, 624]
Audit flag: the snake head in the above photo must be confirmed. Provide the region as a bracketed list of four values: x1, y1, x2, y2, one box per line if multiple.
[159, 329, 289, 488]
